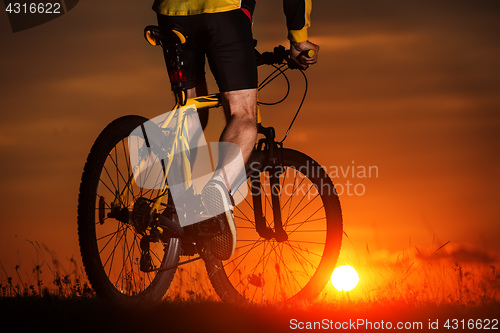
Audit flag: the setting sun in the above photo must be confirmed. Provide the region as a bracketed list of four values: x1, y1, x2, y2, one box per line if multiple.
[331, 265, 359, 292]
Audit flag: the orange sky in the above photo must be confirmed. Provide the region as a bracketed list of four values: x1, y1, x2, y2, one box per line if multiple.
[0, 1, 499, 276]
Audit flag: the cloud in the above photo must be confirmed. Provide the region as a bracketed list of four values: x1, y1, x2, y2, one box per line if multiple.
[415, 243, 500, 264]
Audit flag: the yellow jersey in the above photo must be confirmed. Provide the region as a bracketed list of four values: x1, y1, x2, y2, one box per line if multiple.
[152, 0, 312, 42]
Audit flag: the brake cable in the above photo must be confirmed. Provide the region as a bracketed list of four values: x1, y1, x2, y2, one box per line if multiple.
[279, 67, 308, 144]
[256, 58, 309, 144]
[259, 63, 289, 91]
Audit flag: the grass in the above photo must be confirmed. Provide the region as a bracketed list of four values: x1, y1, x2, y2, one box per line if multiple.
[1, 239, 498, 332]
[0, 240, 94, 299]
[0, 292, 498, 332]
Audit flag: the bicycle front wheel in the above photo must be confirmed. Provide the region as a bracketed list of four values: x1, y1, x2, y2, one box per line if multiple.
[205, 148, 343, 303]
[77, 115, 181, 302]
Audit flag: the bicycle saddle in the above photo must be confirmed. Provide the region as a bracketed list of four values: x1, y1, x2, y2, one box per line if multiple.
[144, 25, 187, 47]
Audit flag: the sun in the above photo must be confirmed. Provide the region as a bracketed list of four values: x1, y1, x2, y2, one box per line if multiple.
[330, 265, 359, 292]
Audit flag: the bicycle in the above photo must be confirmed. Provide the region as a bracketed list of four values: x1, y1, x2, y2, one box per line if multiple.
[77, 25, 343, 304]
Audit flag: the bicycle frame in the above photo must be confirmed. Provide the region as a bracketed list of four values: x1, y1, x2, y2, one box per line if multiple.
[111, 94, 221, 217]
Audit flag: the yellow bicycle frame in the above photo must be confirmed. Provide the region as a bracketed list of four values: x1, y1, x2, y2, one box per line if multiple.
[111, 92, 244, 216]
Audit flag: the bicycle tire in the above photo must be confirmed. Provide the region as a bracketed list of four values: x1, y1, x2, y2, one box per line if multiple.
[205, 148, 342, 303]
[78, 115, 181, 302]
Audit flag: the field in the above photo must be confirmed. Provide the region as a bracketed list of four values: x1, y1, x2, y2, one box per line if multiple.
[0, 294, 498, 332]
[1, 243, 498, 333]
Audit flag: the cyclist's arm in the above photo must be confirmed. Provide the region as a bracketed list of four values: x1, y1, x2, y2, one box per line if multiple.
[283, 0, 310, 43]
[283, 0, 319, 68]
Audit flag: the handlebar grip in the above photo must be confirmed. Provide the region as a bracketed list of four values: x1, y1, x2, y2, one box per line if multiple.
[145, 26, 162, 46]
[171, 28, 187, 44]
[305, 49, 316, 58]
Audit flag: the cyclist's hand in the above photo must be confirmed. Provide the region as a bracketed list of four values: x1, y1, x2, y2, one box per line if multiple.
[289, 40, 319, 69]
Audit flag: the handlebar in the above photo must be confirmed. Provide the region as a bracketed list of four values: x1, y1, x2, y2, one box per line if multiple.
[255, 45, 312, 144]
[256, 46, 315, 69]
[256, 46, 288, 66]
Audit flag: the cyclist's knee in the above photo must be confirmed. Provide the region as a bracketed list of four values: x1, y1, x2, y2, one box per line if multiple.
[229, 112, 256, 130]
[221, 89, 257, 118]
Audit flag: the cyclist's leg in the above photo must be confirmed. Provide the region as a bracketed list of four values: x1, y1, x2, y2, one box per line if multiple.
[216, 88, 257, 189]
[204, 9, 258, 190]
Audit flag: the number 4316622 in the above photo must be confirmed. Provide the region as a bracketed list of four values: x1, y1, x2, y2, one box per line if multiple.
[444, 319, 498, 330]
[5, 2, 62, 14]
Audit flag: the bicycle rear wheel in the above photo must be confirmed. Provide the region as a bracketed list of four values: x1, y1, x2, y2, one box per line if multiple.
[78, 115, 181, 302]
[205, 148, 342, 303]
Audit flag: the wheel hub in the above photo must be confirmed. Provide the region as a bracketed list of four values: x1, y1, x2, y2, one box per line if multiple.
[131, 197, 152, 234]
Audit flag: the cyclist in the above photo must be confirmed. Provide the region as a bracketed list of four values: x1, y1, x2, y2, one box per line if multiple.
[152, 0, 319, 260]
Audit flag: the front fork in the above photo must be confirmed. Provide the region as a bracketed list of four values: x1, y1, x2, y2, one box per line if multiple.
[252, 123, 288, 242]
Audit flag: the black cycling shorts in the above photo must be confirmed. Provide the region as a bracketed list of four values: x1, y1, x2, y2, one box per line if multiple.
[157, 9, 258, 92]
